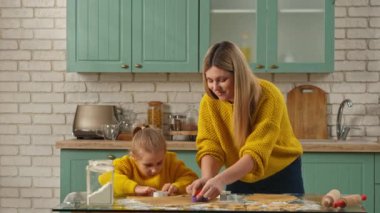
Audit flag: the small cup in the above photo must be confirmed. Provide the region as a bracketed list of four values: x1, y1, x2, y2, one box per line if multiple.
[102, 124, 120, 140]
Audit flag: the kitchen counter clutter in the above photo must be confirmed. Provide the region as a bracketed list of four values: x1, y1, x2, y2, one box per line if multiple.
[53, 193, 365, 212]
[56, 139, 380, 152]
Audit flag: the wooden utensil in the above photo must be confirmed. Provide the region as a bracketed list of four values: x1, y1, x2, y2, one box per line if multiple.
[321, 189, 341, 207]
[333, 194, 367, 208]
[287, 85, 328, 139]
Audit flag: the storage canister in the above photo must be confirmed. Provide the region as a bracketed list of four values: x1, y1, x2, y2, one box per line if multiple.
[147, 101, 163, 129]
[183, 105, 198, 131]
[86, 160, 113, 205]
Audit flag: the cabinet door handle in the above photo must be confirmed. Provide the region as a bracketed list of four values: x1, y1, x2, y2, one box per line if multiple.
[121, 64, 129, 69]
[270, 64, 279, 69]
[107, 155, 116, 160]
[135, 64, 143, 69]
[256, 64, 265, 69]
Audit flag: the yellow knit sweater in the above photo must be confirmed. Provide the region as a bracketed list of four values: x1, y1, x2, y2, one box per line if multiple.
[99, 152, 198, 197]
[196, 79, 303, 183]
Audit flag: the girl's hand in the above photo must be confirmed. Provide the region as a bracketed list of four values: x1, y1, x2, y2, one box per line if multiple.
[134, 185, 157, 196]
[161, 183, 178, 196]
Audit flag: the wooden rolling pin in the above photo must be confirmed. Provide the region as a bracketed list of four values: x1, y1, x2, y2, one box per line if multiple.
[333, 194, 367, 208]
[321, 189, 341, 207]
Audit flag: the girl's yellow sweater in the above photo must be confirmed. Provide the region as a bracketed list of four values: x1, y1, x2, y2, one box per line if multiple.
[99, 152, 198, 197]
[196, 79, 303, 183]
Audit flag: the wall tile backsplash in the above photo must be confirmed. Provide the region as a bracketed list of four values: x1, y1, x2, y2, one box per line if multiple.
[0, 0, 379, 211]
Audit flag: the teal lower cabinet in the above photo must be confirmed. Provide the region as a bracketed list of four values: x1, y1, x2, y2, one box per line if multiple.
[60, 149, 128, 202]
[60, 150, 378, 213]
[302, 153, 374, 213]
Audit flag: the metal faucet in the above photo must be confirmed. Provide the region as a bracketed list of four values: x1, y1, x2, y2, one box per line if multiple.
[336, 99, 353, 140]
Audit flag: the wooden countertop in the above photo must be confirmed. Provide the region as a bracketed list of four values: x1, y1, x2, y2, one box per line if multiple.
[53, 194, 365, 212]
[56, 139, 380, 153]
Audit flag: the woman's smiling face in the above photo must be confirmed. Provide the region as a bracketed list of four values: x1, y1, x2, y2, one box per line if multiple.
[205, 66, 234, 102]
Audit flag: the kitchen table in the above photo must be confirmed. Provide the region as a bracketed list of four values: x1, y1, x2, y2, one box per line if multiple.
[52, 193, 366, 212]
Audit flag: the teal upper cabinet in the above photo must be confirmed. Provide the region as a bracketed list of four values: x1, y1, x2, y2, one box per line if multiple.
[67, 0, 199, 73]
[199, 0, 334, 73]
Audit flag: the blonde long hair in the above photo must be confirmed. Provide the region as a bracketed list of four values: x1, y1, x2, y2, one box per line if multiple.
[202, 41, 262, 148]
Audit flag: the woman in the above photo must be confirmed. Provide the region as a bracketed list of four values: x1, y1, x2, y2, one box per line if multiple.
[186, 41, 304, 201]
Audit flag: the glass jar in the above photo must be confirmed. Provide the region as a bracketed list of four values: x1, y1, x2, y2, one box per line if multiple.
[86, 160, 114, 205]
[183, 105, 198, 131]
[147, 101, 163, 129]
[169, 114, 185, 131]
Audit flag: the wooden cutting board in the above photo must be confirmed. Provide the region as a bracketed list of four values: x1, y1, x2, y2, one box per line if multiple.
[287, 85, 328, 139]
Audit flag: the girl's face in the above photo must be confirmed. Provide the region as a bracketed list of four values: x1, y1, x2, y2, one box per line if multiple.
[134, 149, 165, 178]
[205, 66, 234, 102]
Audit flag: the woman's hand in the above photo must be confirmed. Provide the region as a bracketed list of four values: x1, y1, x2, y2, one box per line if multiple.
[134, 185, 157, 196]
[161, 183, 178, 196]
[196, 176, 224, 200]
[186, 177, 208, 195]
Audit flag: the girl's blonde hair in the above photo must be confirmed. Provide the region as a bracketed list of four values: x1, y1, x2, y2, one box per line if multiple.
[202, 41, 262, 148]
[130, 126, 167, 158]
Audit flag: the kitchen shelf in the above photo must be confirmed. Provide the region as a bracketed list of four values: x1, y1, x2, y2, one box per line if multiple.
[168, 130, 197, 136]
[169, 130, 197, 141]
[169, 131, 198, 141]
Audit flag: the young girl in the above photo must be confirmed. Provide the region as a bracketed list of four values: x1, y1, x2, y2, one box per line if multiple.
[99, 126, 198, 197]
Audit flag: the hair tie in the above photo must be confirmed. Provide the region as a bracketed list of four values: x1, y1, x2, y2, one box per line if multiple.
[132, 125, 150, 137]
[132, 127, 142, 136]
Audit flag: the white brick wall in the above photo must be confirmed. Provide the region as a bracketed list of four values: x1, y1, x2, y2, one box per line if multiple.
[0, 0, 379, 212]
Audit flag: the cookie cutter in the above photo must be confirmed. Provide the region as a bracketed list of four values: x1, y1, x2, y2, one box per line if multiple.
[153, 191, 168, 197]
